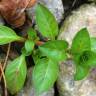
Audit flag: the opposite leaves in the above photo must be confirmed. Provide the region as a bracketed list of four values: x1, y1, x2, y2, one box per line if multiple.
[0, 25, 23, 45]
[39, 40, 68, 62]
[71, 28, 96, 80]
[5, 55, 27, 94]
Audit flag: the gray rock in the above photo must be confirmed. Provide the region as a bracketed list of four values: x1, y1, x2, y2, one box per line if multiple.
[57, 4, 96, 96]
[26, 0, 64, 23]
[58, 4, 96, 46]
[16, 68, 54, 96]
[57, 60, 96, 96]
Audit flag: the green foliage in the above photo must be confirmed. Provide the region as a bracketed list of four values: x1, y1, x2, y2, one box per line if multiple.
[5, 55, 27, 94]
[71, 28, 96, 80]
[71, 28, 91, 54]
[39, 40, 68, 62]
[25, 40, 35, 53]
[32, 58, 59, 95]
[0, 25, 24, 45]
[32, 49, 46, 65]
[1, 2, 96, 96]
[74, 65, 90, 80]
[78, 51, 96, 67]
[21, 40, 35, 56]
[27, 27, 37, 41]
[2, 3, 63, 95]
[35, 3, 58, 40]
[91, 37, 96, 53]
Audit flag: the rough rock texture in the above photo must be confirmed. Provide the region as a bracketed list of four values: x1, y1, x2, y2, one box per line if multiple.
[57, 60, 96, 96]
[57, 4, 96, 96]
[17, 68, 54, 96]
[58, 4, 96, 46]
[26, 0, 64, 22]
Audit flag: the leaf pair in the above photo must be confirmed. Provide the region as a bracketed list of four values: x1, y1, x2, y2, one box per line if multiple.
[1, 2, 59, 95]
[31, 3, 66, 95]
[71, 28, 96, 80]
[32, 40, 68, 94]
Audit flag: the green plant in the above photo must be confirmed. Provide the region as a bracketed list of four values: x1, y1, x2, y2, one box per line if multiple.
[71, 28, 96, 80]
[0, 3, 96, 96]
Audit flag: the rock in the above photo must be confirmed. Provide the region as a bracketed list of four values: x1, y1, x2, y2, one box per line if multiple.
[16, 68, 54, 96]
[26, 0, 64, 23]
[57, 60, 96, 96]
[58, 4, 96, 46]
[57, 4, 96, 96]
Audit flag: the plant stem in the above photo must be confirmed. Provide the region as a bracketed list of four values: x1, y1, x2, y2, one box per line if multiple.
[0, 43, 11, 80]
[0, 62, 7, 96]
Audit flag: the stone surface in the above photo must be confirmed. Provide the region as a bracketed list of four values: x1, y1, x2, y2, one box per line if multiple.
[26, 0, 64, 23]
[57, 60, 96, 96]
[58, 4, 96, 46]
[16, 68, 54, 96]
[57, 4, 96, 96]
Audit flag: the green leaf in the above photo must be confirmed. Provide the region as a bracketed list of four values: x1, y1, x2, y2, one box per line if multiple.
[0, 25, 23, 45]
[78, 51, 96, 67]
[21, 47, 32, 56]
[25, 40, 35, 53]
[39, 40, 68, 62]
[5, 55, 27, 94]
[32, 58, 59, 94]
[74, 51, 96, 80]
[91, 37, 96, 53]
[32, 49, 46, 65]
[74, 65, 89, 80]
[28, 27, 37, 40]
[35, 3, 58, 40]
[71, 28, 91, 54]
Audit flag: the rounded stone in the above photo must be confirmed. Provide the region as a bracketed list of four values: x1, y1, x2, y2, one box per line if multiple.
[57, 60, 96, 96]
[58, 4, 96, 46]
[57, 4, 96, 96]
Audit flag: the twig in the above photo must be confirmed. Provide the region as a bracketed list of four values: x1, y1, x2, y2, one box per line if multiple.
[0, 43, 11, 80]
[36, 41, 44, 46]
[0, 62, 7, 96]
[72, 0, 77, 7]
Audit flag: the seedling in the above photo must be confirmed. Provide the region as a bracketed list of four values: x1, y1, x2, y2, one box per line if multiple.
[0, 3, 96, 96]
